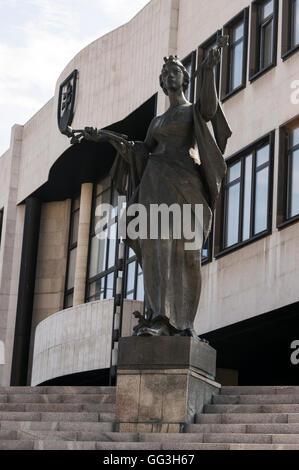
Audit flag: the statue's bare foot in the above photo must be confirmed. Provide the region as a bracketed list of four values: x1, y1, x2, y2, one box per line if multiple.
[137, 322, 170, 337]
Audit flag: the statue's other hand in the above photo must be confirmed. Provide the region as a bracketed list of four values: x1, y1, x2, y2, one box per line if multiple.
[204, 47, 221, 68]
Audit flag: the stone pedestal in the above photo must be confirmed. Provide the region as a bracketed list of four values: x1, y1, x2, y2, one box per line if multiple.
[115, 336, 220, 433]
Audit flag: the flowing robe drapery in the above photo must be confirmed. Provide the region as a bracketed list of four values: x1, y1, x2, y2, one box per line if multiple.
[109, 77, 231, 331]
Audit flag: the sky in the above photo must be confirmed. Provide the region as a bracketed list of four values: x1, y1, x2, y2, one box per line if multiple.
[0, 0, 150, 156]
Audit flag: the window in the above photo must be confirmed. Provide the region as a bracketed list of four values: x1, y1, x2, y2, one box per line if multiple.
[201, 217, 214, 264]
[86, 176, 120, 302]
[287, 128, 299, 218]
[282, 0, 299, 60]
[249, 0, 278, 82]
[182, 51, 196, 102]
[221, 9, 249, 101]
[201, 237, 210, 262]
[197, 31, 222, 98]
[64, 195, 80, 308]
[0, 209, 3, 249]
[215, 133, 274, 254]
[277, 118, 299, 227]
[86, 175, 145, 303]
[124, 248, 144, 301]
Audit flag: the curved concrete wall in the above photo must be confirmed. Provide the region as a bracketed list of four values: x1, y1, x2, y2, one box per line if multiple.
[31, 299, 114, 385]
[30, 298, 144, 385]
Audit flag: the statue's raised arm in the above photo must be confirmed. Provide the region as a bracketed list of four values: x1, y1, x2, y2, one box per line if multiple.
[197, 35, 228, 116]
[195, 35, 232, 155]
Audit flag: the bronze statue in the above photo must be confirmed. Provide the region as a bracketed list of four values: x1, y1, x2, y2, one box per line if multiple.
[68, 38, 231, 339]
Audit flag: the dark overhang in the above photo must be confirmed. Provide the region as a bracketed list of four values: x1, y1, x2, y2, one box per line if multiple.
[26, 94, 157, 203]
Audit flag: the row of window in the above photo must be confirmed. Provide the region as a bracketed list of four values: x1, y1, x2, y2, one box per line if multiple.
[211, 117, 299, 260]
[220, 132, 274, 254]
[183, 0, 299, 103]
[64, 177, 145, 307]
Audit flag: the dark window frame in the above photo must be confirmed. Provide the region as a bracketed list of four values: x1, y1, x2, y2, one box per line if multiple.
[277, 116, 299, 230]
[214, 131, 275, 259]
[0, 208, 3, 248]
[64, 195, 80, 309]
[197, 30, 222, 100]
[123, 247, 144, 301]
[85, 178, 120, 303]
[201, 217, 214, 265]
[182, 50, 197, 103]
[281, 0, 299, 60]
[221, 8, 249, 102]
[249, 0, 279, 83]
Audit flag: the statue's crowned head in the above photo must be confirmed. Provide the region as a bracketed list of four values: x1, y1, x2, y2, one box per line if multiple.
[159, 55, 190, 96]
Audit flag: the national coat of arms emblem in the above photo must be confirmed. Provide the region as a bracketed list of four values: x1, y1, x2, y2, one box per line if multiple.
[57, 69, 78, 135]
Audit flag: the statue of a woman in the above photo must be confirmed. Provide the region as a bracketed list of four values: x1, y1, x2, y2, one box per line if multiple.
[69, 42, 232, 338]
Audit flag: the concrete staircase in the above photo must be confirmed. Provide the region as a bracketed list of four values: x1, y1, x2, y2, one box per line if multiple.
[1, 386, 299, 449]
[185, 385, 299, 450]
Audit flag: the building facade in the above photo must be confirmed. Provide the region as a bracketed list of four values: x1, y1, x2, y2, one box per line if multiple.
[1, 0, 299, 387]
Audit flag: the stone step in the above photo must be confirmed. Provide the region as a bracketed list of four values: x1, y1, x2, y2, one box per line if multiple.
[138, 432, 299, 444]
[9, 431, 138, 442]
[0, 393, 115, 404]
[0, 411, 102, 422]
[228, 444, 299, 450]
[0, 420, 115, 432]
[214, 394, 299, 404]
[0, 440, 35, 450]
[0, 403, 115, 413]
[204, 404, 299, 413]
[196, 412, 299, 424]
[161, 443, 299, 450]
[0, 386, 115, 395]
[5, 430, 272, 444]
[200, 433, 299, 444]
[3, 440, 299, 451]
[185, 423, 299, 434]
[35, 441, 162, 451]
[159, 443, 229, 450]
[221, 386, 299, 396]
[0, 440, 96, 450]
[0, 431, 18, 440]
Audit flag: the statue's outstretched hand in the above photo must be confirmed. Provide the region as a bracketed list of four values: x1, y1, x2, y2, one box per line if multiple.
[68, 126, 119, 144]
[67, 126, 101, 144]
[67, 127, 133, 159]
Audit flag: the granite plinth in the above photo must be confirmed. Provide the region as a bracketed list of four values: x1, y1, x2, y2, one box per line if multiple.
[117, 336, 216, 379]
[116, 337, 220, 432]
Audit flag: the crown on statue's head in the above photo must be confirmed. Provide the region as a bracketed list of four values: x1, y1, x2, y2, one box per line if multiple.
[163, 55, 180, 64]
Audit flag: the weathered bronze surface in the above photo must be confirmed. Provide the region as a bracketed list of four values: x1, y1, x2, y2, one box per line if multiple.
[69, 41, 232, 339]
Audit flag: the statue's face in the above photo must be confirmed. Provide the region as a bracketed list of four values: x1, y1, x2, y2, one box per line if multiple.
[161, 63, 184, 93]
